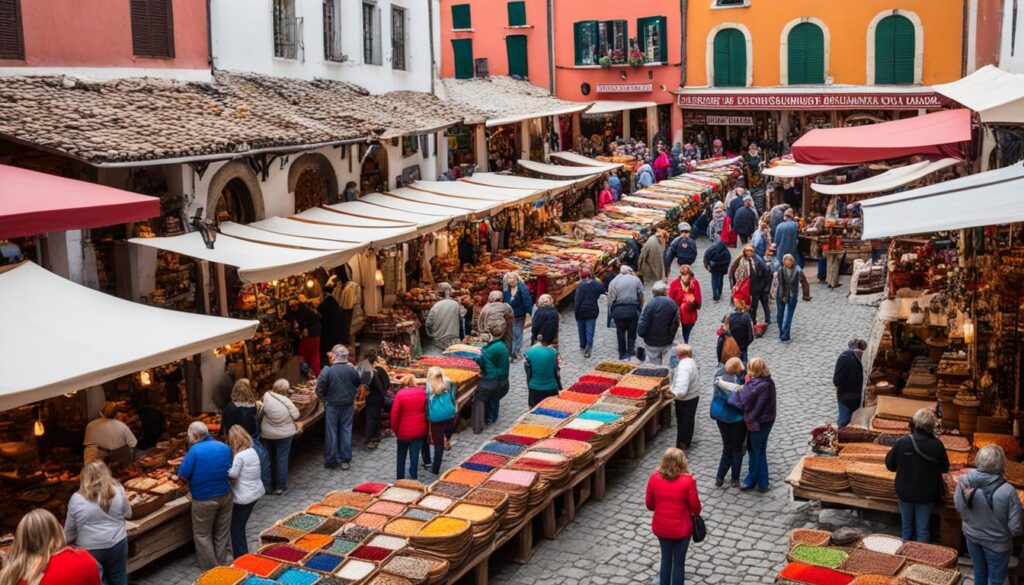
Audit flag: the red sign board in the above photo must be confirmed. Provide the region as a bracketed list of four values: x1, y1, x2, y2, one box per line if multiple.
[676, 92, 947, 110]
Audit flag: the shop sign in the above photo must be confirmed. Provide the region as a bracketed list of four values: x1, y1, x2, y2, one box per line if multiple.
[705, 115, 754, 126]
[596, 83, 653, 93]
[676, 92, 947, 110]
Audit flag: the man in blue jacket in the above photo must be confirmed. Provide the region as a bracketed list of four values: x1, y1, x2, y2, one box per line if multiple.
[573, 267, 605, 358]
[317, 345, 364, 471]
[502, 272, 533, 360]
[663, 222, 699, 278]
[703, 239, 732, 301]
[773, 209, 802, 268]
[637, 281, 680, 365]
[178, 421, 233, 568]
[833, 339, 866, 426]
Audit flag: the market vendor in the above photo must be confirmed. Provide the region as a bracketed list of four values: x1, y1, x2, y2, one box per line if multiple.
[286, 295, 322, 376]
[83, 402, 138, 466]
[424, 282, 463, 351]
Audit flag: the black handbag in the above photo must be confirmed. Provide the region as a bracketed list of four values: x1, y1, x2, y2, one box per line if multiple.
[691, 513, 706, 543]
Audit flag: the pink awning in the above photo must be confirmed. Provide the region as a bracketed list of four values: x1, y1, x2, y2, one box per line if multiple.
[791, 109, 971, 165]
[0, 165, 160, 238]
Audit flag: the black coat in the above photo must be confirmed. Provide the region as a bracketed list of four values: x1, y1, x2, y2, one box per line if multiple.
[885, 431, 950, 503]
[221, 402, 259, 439]
[728, 310, 754, 352]
[749, 255, 773, 297]
[531, 306, 560, 345]
[319, 295, 343, 357]
[637, 296, 680, 347]
[574, 278, 606, 320]
[832, 349, 864, 403]
[732, 205, 759, 237]
[703, 241, 732, 274]
[727, 196, 745, 221]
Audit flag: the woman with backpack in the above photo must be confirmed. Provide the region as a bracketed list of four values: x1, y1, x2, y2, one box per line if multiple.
[421, 367, 458, 475]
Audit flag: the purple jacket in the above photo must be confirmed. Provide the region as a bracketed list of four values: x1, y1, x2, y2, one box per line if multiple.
[728, 376, 776, 431]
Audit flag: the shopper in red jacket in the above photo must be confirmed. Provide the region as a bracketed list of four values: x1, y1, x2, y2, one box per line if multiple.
[646, 448, 702, 585]
[668, 265, 703, 343]
[0, 509, 101, 585]
[390, 377, 429, 481]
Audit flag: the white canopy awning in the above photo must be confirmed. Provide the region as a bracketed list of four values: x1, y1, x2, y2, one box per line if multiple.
[217, 222, 361, 250]
[860, 163, 1024, 239]
[251, 216, 418, 248]
[383, 187, 504, 217]
[933, 66, 1024, 124]
[406, 180, 542, 206]
[762, 162, 850, 178]
[548, 151, 620, 168]
[316, 201, 454, 233]
[518, 159, 611, 178]
[487, 104, 591, 128]
[462, 173, 584, 195]
[584, 101, 657, 116]
[131, 231, 360, 283]
[0, 262, 257, 409]
[359, 192, 469, 220]
[811, 158, 961, 195]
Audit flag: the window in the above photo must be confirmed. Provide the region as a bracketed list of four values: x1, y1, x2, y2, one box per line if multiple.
[573, 20, 627, 66]
[452, 38, 473, 78]
[474, 57, 489, 77]
[712, 28, 747, 86]
[273, 0, 301, 60]
[0, 0, 24, 60]
[323, 0, 344, 62]
[875, 14, 914, 84]
[637, 16, 667, 63]
[506, 34, 527, 78]
[362, 2, 382, 65]
[714, 0, 748, 5]
[451, 4, 471, 30]
[787, 22, 824, 84]
[507, 1, 526, 27]
[391, 6, 406, 70]
[130, 0, 174, 58]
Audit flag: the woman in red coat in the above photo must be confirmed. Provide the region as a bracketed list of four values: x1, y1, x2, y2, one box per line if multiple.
[668, 265, 702, 343]
[0, 509, 101, 585]
[646, 448, 702, 585]
[389, 376, 429, 481]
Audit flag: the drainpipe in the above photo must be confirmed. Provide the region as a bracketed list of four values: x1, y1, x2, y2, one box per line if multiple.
[547, 0, 556, 95]
[206, 0, 214, 72]
[960, 0, 969, 76]
[680, 0, 687, 86]
[428, 0, 437, 93]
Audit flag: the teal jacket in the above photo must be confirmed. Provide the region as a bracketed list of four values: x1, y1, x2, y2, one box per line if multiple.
[476, 339, 510, 381]
[524, 345, 560, 392]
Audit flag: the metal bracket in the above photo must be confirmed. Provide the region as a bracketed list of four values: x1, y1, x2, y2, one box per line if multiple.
[188, 161, 211, 180]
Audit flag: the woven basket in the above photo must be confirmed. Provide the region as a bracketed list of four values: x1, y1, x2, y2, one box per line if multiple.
[789, 528, 831, 548]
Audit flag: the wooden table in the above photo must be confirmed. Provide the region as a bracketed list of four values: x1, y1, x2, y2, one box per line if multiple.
[126, 496, 193, 573]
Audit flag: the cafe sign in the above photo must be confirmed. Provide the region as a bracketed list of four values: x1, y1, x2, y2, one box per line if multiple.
[705, 115, 755, 126]
[596, 83, 653, 93]
[676, 92, 947, 110]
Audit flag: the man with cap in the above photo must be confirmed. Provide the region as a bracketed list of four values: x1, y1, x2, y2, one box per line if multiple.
[317, 345, 364, 470]
[637, 281, 680, 365]
[833, 339, 867, 426]
[773, 209, 802, 268]
[732, 195, 759, 246]
[607, 265, 645, 360]
[663, 222, 699, 279]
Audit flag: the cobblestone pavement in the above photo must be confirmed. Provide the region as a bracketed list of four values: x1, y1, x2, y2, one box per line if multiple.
[134, 253, 877, 585]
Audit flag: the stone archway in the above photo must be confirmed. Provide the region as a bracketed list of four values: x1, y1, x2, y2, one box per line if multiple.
[360, 144, 388, 195]
[206, 161, 265, 225]
[287, 152, 339, 210]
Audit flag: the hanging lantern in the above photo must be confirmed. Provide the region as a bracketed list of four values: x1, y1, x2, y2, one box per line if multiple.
[375, 269, 385, 287]
[963, 317, 975, 345]
[33, 419, 45, 437]
[138, 369, 153, 387]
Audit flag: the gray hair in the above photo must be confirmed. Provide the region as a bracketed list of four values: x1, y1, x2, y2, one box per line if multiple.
[975, 444, 1006, 475]
[503, 272, 520, 286]
[538, 294, 554, 308]
[331, 344, 350, 364]
[911, 408, 937, 435]
[187, 421, 210, 444]
[488, 290, 504, 303]
[436, 282, 453, 298]
[619, 265, 634, 275]
[272, 378, 290, 394]
[651, 281, 668, 296]
[675, 343, 692, 358]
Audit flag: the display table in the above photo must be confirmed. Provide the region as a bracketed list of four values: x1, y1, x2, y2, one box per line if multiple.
[126, 496, 192, 573]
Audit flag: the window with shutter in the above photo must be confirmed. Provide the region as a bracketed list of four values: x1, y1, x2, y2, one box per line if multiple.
[637, 16, 667, 63]
[452, 38, 474, 78]
[451, 4, 471, 30]
[131, 0, 175, 58]
[323, 0, 344, 62]
[506, 34, 527, 78]
[787, 22, 824, 84]
[391, 6, 406, 70]
[713, 28, 746, 87]
[875, 15, 914, 84]
[507, 1, 526, 26]
[573, 20, 597, 66]
[0, 0, 24, 60]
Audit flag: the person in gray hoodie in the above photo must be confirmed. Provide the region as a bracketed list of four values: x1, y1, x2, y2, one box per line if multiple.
[954, 445, 1022, 585]
[425, 282, 463, 350]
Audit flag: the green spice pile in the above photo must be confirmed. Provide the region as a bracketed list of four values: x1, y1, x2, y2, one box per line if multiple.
[790, 545, 848, 568]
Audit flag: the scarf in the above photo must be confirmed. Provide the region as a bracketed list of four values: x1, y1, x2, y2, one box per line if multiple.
[779, 265, 799, 302]
[734, 257, 753, 284]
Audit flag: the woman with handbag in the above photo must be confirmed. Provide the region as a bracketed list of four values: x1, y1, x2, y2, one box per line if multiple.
[884, 408, 949, 542]
[710, 357, 747, 488]
[421, 367, 457, 475]
[261, 380, 300, 496]
[645, 448, 702, 585]
[668, 265, 702, 343]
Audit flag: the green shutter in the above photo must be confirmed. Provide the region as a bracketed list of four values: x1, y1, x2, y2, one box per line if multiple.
[876, 15, 914, 84]
[653, 16, 667, 62]
[507, 1, 526, 27]
[451, 4, 471, 30]
[574, 21, 596, 65]
[788, 22, 824, 84]
[506, 34, 528, 77]
[452, 38, 474, 78]
[636, 16, 667, 63]
[713, 28, 746, 87]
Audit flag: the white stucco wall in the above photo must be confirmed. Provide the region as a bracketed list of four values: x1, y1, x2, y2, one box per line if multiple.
[211, 0, 436, 94]
[1000, 0, 1024, 74]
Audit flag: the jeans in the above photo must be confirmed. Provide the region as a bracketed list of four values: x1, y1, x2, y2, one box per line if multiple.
[710, 272, 725, 300]
[576, 318, 597, 349]
[657, 536, 691, 585]
[837, 397, 860, 427]
[897, 500, 933, 542]
[776, 295, 798, 341]
[364, 404, 381, 443]
[674, 398, 699, 449]
[324, 403, 354, 468]
[422, 419, 453, 474]
[716, 420, 747, 482]
[744, 422, 773, 490]
[487, 398, 500, 424]
[645, 345, 670, 365]
[749, 293, 771, 325]
[89, 538, 128, 585]
[512, 316, 526, 356]
[681, 324, 694, 344]
[965, 537, 1011, 585]
[817, 257, 827, 281]
[231, 501, 258, 557]
[262, 436, 293, 492]
[396, 437, 425, 480]
[614, 315, 639, 359]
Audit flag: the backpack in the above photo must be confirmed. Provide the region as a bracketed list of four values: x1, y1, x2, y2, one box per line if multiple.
[426, 384, 457, 423]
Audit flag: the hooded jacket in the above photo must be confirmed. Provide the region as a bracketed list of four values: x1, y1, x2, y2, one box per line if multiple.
[703, 240, 732, 275]
[664, 235, 698, 269]
[574, 277, 605, 320]
[832, 349, 865, 404]
[732, 204, 759, 237]
[954, 469, 1023, 552]
[637, 296, 680, 347]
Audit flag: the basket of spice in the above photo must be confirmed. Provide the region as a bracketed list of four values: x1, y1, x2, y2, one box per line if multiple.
[592, 361, 636, 376]
[778, 561, 856, 585]
[789, 529, 832, 548]
[258, 543, 311, 564]
[510, 451, 572, 487]
[461, 488, 509, 522]
[379, 554, 435, 585]
[786, 545, 849, 569]
[366, 574, 415, 585]
[281, 512, 327, 533]
[848, 577, 902, 585]
[333, 558, 377, 583]
[858, 534, 904, 555]
[446, 503, 499, 553]
[232, 554, 283, 578]
[409, 517, 474, 565]
[478, 479, 530, 527]
[898, 562, 960, 585]
[894, 541, 959, 568]
[272, 565, 323, 585]
[322, 490, 374, 509]
[258, 524, 307, 546]
[837, 549, 905, 576]
[194, 566, 249, 585]
[529, 437, 595, 472]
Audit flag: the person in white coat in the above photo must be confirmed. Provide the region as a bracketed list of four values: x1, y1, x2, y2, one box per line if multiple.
[261, 379, 300, 496]
[227, 426, 265, 558]
[670, 344, 700, 450]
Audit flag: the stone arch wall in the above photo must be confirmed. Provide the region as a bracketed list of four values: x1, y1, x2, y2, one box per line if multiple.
[287, 152, 340, 206]
[206, 160, 265, 223]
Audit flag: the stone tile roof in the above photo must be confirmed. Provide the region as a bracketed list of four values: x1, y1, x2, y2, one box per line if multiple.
[439, 76, 590, 124]
[0, 72, 465, 164]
